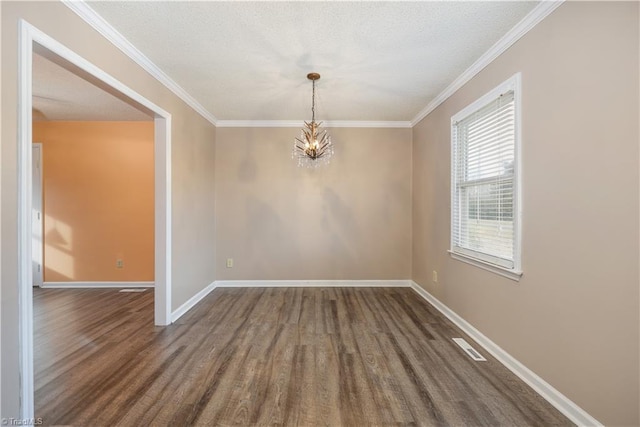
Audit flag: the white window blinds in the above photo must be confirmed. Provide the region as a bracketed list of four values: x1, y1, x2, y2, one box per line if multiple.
[452, 89, 517, 270]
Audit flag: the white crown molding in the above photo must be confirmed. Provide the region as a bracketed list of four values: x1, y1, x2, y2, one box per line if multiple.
[61, 0, 218, 126]
[216, 120, 412, 129]
[410, 0, 564, 127]
[41, 281, 154, 288]
[215, 120, 301, 128]
[409, 281, 602, 427]
[60, 1, 408, 129]
[63, 0, 561, 128]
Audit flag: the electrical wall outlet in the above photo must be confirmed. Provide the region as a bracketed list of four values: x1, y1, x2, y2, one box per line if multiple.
[116, 259, 124, 269]
[226, 258, 233, 268]
[432, 270, 438, 283]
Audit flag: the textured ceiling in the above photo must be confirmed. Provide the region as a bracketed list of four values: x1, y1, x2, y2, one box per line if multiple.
[86, 1, 538, 122]
[33, 52, 152, 121]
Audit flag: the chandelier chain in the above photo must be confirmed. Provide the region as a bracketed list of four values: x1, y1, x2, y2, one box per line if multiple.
[311, 79, 316, 123]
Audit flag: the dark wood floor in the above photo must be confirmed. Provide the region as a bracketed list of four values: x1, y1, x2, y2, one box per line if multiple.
[34, 287, 573, 426]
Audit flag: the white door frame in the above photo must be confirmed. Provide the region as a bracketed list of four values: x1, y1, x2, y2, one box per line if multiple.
[32, 142, 43, 287]
[18, 20, 173, 419]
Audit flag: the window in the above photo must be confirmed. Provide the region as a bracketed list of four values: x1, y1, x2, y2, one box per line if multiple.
[450, 74, 521, 279]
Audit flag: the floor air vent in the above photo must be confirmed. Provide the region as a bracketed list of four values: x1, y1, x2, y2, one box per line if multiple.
[119, 289, 148, 293]
[452, 338, 486, 361]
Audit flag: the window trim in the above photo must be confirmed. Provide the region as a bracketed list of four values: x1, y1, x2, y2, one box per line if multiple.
[450, 73, 522, 280]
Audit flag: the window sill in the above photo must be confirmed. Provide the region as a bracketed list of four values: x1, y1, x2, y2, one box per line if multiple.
[448, 251, 523, 282]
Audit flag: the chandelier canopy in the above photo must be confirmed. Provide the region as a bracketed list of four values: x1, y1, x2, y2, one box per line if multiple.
[292, 73, 334, 167]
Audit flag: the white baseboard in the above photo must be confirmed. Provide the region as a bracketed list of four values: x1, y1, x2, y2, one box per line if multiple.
[41, 281, 154, 288]
[171, 281, 217, 322]
[215, 279, 412, 288]
[408, 281, 602, 427]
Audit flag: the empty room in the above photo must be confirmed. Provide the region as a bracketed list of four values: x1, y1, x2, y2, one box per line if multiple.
[1, 1, 638, 426]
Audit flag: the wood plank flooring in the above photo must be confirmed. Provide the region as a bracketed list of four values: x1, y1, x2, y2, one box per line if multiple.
[34, 287, 573, 426]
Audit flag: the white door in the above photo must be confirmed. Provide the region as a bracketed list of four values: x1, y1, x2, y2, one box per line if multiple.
[32, 143, 43, 287]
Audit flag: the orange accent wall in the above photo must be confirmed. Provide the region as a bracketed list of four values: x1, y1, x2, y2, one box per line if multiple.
[33, 121, 154, 282]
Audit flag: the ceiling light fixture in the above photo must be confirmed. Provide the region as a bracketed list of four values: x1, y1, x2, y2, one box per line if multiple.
[292, 72, 334, 167]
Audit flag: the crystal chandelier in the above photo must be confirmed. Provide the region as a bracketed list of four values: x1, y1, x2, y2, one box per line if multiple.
[292, 72, 334, 168]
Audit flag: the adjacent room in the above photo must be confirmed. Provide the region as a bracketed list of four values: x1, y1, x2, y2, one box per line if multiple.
[1, 1, 638, 427]
[30, 51, 158, 421]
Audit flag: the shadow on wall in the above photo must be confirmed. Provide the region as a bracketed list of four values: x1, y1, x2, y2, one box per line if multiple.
[238, 143, 257, 183]
[245, 197, 294, 276]
[322, 186, 360, 255]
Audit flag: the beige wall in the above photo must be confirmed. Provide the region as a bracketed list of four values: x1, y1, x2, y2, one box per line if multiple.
[215, 127, 412, 280]
[1, 1, 216, 417]
[412, 2, 639, 425]
[33, 121, 155, 282]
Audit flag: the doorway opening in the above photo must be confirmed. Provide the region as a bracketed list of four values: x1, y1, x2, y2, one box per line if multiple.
[18, 20, 172, 419]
